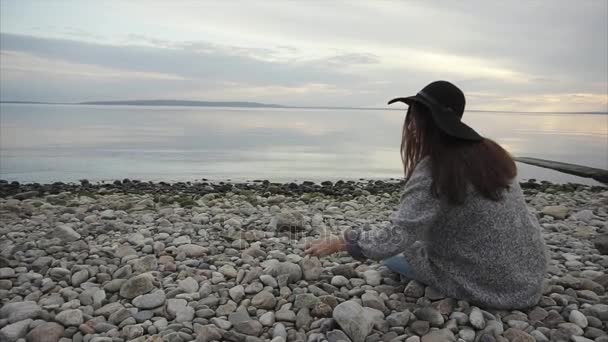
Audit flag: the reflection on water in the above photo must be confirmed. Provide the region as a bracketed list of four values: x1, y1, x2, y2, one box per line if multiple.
[1, 103, 606, 185]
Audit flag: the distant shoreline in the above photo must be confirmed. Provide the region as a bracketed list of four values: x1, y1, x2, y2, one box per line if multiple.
[1, 100, 606, 115]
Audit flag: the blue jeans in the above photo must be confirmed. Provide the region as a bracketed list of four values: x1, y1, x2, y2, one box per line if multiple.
[382, 254, 418, 280]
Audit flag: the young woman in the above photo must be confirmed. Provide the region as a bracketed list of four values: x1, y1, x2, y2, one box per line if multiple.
[304, 81, 547, 309]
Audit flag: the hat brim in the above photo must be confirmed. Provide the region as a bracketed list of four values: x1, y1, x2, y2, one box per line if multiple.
[388, 95, 483, 142]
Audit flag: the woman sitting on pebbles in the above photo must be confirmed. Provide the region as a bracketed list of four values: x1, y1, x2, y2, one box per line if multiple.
[305, 81, 548, 309]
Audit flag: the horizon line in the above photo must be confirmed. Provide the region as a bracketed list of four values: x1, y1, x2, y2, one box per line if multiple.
[1, 99, 606, 115]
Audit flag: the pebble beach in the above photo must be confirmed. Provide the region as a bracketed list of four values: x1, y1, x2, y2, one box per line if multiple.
[0, 178, 607, 342]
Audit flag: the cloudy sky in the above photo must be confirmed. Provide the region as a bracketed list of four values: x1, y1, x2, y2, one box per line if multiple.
[1, 1, 607, 111]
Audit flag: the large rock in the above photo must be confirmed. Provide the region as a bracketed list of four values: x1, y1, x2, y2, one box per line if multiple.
[269, 211, 305, 232]
[294, 293, 320, 310]
[296, 307, 313, 330]
[100, 209, 117, 219]
[0, 319, 33, 342]
[593, 234, 608, 255]
[0, 267, 15, 278]
[260, 274, 279, 287]
[224, 217, 242, 229]
[219, 265, 238, 278]
[332, 265, 358, 279]
[570, 209, 596, 222]
[557, 322, 583, 336]
[109, 308, 132, 325]
[229, 309, 251, 325]
[541, 205, 569, 219]
[55, 309, 84, 326]
[173, 236, 191, 245]
[132, 289, 166, 309]
[0, 301, 42, 323]
[327, 330, 352, 342]
[80, 287, 105, 307]
[114, 245, 136, 258]
[421, 328, 456, 342]
[234, 320, 263, 336]
[259, 312, 275, 326]
[195, 324, 224, 342]
[191, 214, 210, 224]
[71, 269, 89, 287]
[123, 325, 144, 340]
[177, 244, 208, 257]
[364, 306, 385, 330]
[166, 298, 195, 322]
[411, 321, 430, 336]
[331, 275, 350, 287]
[414, 307, 444, 327]
[216, 301, 237, 316]
[469, 307, 485, 329]
[404, 281, 425, 297]
[363, 270, 381, 286]
[569, 310, 588, 328]
[503, 328, 535, 342]
[229, 285, 245, 303]
[49, 268, 70, 282]
[458, 328, 475, 342]
[94, 302, 124, 317]
[26, 322, 64, 342]
[275, 309, 297, 322]
[178, 277, 199, 293]
[264, 261, 302, 284]
[590, 304, 608, 320]
[332, 301, 374, 342]
[251, 291, 276, 309]
[55, 224, 81, 241]
[13, 190, 38, 200]
[119, 273, 155, 299]
[132, 255, 158, 273]
[300, 257, 322, 281]
[387, 311, 411, 327]
[362, 292, 386, 312]
[273, 323, 288, 340]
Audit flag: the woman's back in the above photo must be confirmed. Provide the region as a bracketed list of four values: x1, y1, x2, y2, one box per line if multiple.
[403, 158, 548, 309]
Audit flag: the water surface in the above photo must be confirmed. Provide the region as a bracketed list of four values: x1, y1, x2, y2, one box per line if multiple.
[1, 104, 606, 185]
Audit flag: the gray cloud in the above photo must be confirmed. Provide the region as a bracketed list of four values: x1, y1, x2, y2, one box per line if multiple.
[0, 0, 606, 111]
[0, 33, 359, 85]
[321, 53, 380, 67]
[439, 2, 607, 85]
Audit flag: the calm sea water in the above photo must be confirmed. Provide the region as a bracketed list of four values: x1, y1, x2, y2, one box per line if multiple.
[1, 103, 606, 185]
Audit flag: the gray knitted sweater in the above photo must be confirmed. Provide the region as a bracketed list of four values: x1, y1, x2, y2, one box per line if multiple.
[345, 157, 548, 309]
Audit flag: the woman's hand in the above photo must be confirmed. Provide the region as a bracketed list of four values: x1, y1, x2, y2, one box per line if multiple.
[304, 236, 346, 257]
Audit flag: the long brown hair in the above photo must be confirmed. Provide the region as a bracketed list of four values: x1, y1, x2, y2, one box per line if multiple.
[401, 103, 517, 204]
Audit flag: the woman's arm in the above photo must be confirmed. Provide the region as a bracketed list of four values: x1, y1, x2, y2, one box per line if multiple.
[304, 236, 346, 257]
[349, 160, 439, 260]
[305, 158, 440, 260]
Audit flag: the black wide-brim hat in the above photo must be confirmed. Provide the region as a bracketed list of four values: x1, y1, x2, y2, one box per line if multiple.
[388, 80, 483, 141]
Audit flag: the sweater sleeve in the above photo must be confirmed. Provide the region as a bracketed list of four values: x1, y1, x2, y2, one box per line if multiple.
[344, 158, 440, 261]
